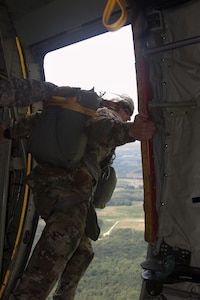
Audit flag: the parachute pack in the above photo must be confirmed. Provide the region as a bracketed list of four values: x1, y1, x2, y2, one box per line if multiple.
[28, 88, 100, 170]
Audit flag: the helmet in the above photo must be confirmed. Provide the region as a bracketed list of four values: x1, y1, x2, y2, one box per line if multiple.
[101, 93, 134, 116]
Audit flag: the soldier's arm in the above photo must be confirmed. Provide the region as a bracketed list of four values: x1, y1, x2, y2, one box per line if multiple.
[85, 116, 135, 147]
[0, 77, 58, 107]
[85, 113, 156, 146]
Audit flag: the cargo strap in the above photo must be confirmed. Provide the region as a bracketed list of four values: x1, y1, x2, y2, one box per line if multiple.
[46, 96, 99, 117]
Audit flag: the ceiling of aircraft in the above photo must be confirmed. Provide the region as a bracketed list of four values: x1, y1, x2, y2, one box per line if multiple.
[3, 0, 130, 57]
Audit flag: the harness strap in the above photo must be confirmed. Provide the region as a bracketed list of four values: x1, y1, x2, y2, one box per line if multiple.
[46, 96, 99, 118]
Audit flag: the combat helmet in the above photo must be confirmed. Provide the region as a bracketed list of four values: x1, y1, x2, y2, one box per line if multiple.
[101, 93, 134, 116]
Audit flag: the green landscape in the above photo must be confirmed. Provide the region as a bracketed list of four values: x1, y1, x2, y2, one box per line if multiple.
[74, 205, 147, 300]
[36, 142, 147, 300]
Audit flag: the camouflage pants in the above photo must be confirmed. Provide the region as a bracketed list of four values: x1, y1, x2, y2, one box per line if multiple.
[11, 165, 96, 300]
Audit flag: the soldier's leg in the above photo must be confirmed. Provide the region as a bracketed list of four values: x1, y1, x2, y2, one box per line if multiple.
[53, 235, 94, 300]
[12, 201, 88, 300]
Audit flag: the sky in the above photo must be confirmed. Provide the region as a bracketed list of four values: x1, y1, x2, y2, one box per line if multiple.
[44, 25, 138, 116]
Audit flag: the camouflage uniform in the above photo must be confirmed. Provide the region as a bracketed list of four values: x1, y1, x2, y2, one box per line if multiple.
[9, 107, 135, 300]
[0, 77, 57, 106]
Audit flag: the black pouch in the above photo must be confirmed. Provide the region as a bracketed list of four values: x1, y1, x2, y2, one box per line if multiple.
[93, 166, 117, 209]
[85, 202, 100, 241]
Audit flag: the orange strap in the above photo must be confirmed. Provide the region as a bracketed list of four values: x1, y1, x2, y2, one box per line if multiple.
[102, 0, 128, 31]
[46, 96, 99, 118]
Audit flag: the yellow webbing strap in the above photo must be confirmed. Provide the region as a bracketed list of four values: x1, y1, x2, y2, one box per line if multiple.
[102, 0, 128, 31]
[11, 37, 32, 257]
[47, 96, 99, 118]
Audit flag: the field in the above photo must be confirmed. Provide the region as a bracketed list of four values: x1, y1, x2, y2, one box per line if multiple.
[74, 202, 147, 300]
[97, 203, 145, 233]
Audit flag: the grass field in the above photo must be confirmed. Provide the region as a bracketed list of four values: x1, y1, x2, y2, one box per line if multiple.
[97, 203, 145, 233]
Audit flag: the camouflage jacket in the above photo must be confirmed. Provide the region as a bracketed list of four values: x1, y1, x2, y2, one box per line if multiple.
[0, 77, 57, 106]
[84, 107, 135, 180]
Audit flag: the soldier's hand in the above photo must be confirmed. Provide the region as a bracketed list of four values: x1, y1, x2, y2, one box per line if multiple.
[129, 113, 156, 141]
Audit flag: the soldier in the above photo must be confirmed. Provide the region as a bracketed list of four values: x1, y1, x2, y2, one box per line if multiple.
[1, 85, 156, 300]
